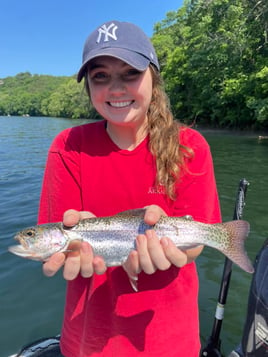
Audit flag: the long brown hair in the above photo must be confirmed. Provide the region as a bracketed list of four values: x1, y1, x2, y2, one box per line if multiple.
[147, 65, 193, 200]
[84, 64, 192, 200]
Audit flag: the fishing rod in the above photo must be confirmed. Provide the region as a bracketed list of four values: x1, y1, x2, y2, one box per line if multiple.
[201, 178, 250, 357]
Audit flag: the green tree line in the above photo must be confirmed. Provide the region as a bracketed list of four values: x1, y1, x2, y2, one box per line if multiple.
[0, 72, 98, 119]
[0, 0, 267, 128]
[152, 0, 268, 128]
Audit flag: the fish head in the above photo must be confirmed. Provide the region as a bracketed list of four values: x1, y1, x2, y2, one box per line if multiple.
[8, 223, 69, 261]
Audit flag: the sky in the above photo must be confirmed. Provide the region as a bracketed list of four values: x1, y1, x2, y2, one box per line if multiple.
[0, 0, 183, 78]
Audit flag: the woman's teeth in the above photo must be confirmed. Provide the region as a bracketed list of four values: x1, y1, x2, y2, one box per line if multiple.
[109, 101, 133, 108]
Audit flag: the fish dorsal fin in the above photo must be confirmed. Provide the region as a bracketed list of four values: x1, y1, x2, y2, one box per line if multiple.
[180, 215, 193, 221]
[116, 208, 146, 218]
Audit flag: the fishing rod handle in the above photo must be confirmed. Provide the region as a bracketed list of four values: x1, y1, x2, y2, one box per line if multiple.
[233, 178, 249, 221]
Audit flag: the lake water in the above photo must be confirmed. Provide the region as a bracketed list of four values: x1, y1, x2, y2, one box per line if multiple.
[0, 116, 267, 356]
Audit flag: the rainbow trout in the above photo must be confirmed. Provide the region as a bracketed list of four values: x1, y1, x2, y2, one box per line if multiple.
[8, 209, 254, 273]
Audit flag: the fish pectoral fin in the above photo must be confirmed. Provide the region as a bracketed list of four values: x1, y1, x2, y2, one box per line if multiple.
[62, 249, 76, 253]
[179, 215, 193, 221]
[128, 275, 139, 292]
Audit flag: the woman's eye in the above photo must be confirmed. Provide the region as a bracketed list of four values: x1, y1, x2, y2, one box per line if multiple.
[89, 68, 142, 83]
[91, 72, 109, 82]
[123, 69, 141, 80]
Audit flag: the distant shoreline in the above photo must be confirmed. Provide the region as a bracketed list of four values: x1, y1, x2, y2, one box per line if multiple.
[1, 115, 268, 137]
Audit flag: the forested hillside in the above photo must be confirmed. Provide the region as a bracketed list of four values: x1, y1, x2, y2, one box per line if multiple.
[0, 0, 267, 128]
[152, 0, 268, 128]
[0, 73, 97, 119]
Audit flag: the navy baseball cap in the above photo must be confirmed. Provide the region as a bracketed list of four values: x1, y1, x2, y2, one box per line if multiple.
[77, 20, 160, 82]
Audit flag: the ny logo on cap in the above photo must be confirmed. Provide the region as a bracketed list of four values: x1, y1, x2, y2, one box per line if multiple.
[96, 23, 118, 43]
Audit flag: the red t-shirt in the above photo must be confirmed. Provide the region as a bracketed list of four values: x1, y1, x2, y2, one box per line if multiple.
[38, 120, 221, 357]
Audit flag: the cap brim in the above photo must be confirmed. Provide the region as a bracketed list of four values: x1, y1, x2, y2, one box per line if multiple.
[77, 47, 150, 82]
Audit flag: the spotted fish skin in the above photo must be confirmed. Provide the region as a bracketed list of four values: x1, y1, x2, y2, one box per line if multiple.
[8, 209, 254, 273]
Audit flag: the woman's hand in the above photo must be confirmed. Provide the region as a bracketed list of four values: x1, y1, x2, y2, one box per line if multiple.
[123, 205, 203, 282]
[42, 210, 107, 280]
[42, 206, 203, 284]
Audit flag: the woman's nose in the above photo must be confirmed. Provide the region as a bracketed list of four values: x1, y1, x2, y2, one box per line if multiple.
[109, 77, 126, 94]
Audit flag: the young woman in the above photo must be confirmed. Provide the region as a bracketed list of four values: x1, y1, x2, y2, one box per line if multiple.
[38, 20, 221, 356]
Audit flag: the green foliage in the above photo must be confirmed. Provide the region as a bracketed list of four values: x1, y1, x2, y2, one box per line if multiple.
[0, 72, 95, 119]
[246, 66, 268, 127]
[41, 78, 93, 119]
[153, 0, 268, 129]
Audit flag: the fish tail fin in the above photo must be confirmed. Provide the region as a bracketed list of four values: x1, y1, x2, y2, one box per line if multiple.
[222, 220, 254, 273]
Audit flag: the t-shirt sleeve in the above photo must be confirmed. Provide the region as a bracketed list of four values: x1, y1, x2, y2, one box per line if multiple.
[173, 128, 221, 224]
[38, 128, 82, 224]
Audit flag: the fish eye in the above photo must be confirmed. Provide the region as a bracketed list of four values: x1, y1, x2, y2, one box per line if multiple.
[26, 230, 34, 237]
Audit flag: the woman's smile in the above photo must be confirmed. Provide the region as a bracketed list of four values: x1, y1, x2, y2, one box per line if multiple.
[87, 56, 153, 127]
[107, 100, 134, 108]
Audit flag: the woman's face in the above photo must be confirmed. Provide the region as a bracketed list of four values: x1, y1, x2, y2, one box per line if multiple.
[87, 56, 153, 128]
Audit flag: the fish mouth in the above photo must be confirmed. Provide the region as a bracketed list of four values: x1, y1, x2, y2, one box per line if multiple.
[8, 245, 44, 261]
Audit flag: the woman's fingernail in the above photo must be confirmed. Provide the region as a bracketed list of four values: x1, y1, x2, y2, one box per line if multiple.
[161, 237, 169, 246]
[129, 275, 138, 281]
[81, 242, 90, 253]
[55, 253, 65, 264]
[136, 235, 144, 245]
[146, 230, 153, 239]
